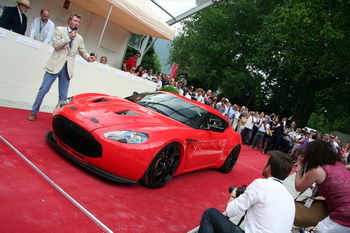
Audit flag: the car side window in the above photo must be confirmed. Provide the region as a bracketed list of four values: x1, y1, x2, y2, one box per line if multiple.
[199, 114, 228, 132]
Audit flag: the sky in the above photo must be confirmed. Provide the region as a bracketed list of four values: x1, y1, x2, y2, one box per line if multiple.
[145, 0, 199, 33]
[146, 0, 198, 20]
[144, 0, 200, 73]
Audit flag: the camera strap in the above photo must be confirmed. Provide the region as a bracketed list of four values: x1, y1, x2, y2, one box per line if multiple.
[272, 177, 283, 184]
[237, 211, 247, 226]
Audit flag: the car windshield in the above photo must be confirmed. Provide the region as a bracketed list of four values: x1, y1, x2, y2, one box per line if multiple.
[126, 92, 207, 127]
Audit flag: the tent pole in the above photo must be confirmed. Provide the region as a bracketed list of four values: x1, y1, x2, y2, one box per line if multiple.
[95, 4, 114, 55]
[138, 36, 150, 66]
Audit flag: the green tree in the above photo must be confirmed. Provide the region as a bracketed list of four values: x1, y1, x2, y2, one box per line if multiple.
[170, 0, 282, 109]
[254, 0, 350, 130]
[170, 0, 350, 134]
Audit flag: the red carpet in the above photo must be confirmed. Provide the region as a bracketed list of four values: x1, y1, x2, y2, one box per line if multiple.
[0, 106, 268, 232]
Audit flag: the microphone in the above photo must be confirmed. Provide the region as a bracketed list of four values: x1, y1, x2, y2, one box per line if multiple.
[70, 27, 77, 34]
[69, 27, 77, 48]
[70, 27, 77, 42]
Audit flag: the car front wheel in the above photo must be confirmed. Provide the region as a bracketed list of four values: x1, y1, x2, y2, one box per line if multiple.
[140, 143, 180, 188]
[219, 145, 241, 173]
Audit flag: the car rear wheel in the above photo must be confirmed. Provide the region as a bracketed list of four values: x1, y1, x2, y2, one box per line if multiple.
[140, 143, 180, 188]
[219, 145, 241, 173]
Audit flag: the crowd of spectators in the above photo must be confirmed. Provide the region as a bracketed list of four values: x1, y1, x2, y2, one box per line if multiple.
[164, 84, 350, 171]
[122, 54, 185, 91]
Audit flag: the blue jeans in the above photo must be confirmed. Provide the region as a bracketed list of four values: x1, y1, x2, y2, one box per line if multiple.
[251, 131, 265, 148]
[31, 63, 70, 114]
[198, 208, 244, 233]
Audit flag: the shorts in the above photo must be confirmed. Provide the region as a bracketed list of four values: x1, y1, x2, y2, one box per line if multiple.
[316, 216, 350, 233]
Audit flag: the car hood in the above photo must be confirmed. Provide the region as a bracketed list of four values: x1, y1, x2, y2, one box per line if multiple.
[63, 94, 185, 132]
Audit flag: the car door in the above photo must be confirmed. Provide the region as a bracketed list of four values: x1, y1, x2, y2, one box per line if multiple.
[184, 114, 229, 170]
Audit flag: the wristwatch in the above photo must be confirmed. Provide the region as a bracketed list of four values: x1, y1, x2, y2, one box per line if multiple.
[295, 168, 303, 172]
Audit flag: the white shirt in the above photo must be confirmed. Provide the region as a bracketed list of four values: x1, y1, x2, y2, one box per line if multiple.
[226, 178, 295, 233]
[16, 6, 23, 24]
[254, 117, 261, 127]
[196, 95, 204, 104]
[234, 111, 241, 120]
[156, 80, 162, 90]
[244, 116, 255, 130]
[142, 73, 153, 80]
[257, 120, 266, 132]
[177, 88, 184, 96]
[287, 130, 296, 142]
[29, 17, 55, 45]
[184, 93, 191, 99]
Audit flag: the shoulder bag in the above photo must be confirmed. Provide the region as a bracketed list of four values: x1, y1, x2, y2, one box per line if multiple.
[294, 186, 329, 227]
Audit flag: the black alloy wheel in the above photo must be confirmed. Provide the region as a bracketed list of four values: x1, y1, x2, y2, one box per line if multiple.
[219, 145, 241, 173]
[140, 143, 180, 188]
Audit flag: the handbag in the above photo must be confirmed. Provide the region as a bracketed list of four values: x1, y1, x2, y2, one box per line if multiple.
[266, 129, 272, 136]
[294, 199, 328, 227]
[293, 185, 329, 227]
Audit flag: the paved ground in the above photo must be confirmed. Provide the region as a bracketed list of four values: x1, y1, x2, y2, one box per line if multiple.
[0, 99, 53, 112]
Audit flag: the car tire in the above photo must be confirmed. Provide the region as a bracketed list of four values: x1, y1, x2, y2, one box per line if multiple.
[219, 145, 241, 173]
[140, 143, 180, 189]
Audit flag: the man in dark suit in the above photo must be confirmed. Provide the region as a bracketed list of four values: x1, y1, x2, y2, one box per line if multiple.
[0, 0, 30, 35]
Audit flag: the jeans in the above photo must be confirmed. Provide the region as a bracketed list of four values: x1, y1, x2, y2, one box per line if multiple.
[198, 208, 244, 233]
[31, 63, 70, 114]
[264, 134, 282, 153]
[251, 131, 265, 148]
[249, 125, 259, 145]
[241, 128, 252, 144]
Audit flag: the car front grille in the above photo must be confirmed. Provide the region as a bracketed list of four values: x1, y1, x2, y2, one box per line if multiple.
[52, 115, 102, 158]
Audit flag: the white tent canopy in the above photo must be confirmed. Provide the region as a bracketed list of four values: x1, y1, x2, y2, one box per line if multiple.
[69, 0, 175, 40]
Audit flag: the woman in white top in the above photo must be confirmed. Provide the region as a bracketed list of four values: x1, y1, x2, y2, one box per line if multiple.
[196, 88, 205, 104]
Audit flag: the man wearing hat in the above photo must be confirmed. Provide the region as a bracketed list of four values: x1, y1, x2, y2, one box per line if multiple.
[0, 0, 30, 35]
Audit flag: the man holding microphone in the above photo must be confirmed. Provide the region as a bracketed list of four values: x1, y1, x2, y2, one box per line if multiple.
[28, 13, 96, 121]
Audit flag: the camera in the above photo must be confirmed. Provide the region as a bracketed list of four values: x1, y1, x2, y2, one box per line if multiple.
[228, 184, 247, 198]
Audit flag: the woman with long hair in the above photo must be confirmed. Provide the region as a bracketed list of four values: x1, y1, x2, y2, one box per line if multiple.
[134, 65, 143, 77]
[295, 139, 350, 232]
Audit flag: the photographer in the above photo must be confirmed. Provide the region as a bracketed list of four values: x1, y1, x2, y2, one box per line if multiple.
[198, 151, 295, 233]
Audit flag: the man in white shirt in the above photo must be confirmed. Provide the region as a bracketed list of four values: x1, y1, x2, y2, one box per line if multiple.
[241, 112, 256, 144]
[196, 88, 205, 104]
[29, 9, 55, 45]
[142, 68, 154, 80]
[198, 151, 295, 233]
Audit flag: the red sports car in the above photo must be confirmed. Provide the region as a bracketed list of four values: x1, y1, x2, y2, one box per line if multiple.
[46, 91, 241, 188]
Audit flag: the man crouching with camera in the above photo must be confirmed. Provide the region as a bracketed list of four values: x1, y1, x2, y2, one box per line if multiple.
[198, 151, 295, 233]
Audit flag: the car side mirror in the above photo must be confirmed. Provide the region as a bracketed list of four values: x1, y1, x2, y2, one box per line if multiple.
[208, 119, 225, 132]
[209, 124, 225, 132]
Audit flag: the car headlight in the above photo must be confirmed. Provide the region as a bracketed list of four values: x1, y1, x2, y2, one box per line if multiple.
[56, 97, 73, 110]
[103, 131, 149, 144]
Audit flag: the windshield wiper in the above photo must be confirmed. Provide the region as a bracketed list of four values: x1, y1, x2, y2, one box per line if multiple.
[143, 101, 190, 119]
[139, 102, 169, 116]
[148, 105, 169, 116]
